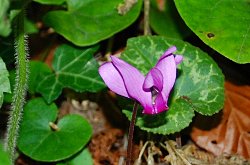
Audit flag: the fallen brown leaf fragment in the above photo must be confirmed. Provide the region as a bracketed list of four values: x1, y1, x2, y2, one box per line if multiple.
[191, 81, 250, 159]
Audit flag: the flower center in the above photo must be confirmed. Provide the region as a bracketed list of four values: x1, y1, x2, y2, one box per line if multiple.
[151, 87, 158, 105]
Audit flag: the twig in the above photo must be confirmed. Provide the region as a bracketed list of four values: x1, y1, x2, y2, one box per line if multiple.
[161, 141, 192, 165]
[134, 141, 150, 164]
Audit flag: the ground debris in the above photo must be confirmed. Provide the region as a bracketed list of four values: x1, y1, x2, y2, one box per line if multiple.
[133, 140, 250, 165]
[89, 128, 125, 165]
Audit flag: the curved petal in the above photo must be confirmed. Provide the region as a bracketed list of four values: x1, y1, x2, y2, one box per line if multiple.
[99, 62, 129, 98]
[143, 68, 163, 92]
[154, 93, 168, 114]
[110, 56, 153, 110]
[159, 46, 177, 60]
[155, 54, 177, 102]
[174, 55, 183, 65]
[143, 93, 167, 114]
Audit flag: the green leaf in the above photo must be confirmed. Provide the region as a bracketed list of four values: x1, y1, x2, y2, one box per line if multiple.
[174, 0, 250, 64]
[121, 36, 224, 134]
[0, 0, 11, 37]
[149, 0, 191, 39]
[29, 61, 51, 94]
[0, 142, 11, 165]
[24, 17, 39, 34]
[0, 0, 35, 37]
[57, 148, 93, 165]
[34, 0, 65, 5]
[36, 44, 105, 103]
[0, 57, 11, 107]
[37, 74, 63, 103]
[3, 70, 15, 103]
[17, 98, 92, 162]
[5, 62, 59, 102]
[43, 0, 142, 46]
[123, 98, 195, 134]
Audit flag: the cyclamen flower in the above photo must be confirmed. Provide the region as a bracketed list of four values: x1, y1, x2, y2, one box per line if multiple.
[99, 46, 183, 115]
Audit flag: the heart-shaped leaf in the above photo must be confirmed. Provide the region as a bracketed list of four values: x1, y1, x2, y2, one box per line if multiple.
[121, 36, 224, 134]
[0, 57, 11, 107]
[36, 44, 105, 103]
[43, 0, 142, 46]
[149, 0, 191, 39]
[123, 98, 195, 134]
[57, 148, 93, 165]
[174, 0, 250, 64]
[17, 98, 92, 162]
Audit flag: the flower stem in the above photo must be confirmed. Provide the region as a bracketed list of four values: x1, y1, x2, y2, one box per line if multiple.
[144, 0, 151, 35]
[126, 102, 138, 165]
[5, 9, 29, 163]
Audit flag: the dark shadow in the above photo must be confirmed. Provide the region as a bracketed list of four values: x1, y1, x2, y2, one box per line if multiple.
[141, 112, 167, 128]
[192, 111, 223, 131]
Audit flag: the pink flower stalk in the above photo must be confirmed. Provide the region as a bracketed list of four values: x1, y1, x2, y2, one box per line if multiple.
[99, 46, 183, 114]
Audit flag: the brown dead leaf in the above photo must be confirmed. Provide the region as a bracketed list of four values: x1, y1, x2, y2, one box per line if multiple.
[191, 81, 250, 159]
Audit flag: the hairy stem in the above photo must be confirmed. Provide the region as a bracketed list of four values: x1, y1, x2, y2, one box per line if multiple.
[144, 0, 151, 35]
[5, 9, 29, 163]
[126, 102, 138, 165]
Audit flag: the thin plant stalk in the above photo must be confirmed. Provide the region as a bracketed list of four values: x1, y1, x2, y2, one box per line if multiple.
[5, 9, 29, 163]
[144, 0, 151, 35]
[175, 132, 182, 149]
[126, 102, 139, 165]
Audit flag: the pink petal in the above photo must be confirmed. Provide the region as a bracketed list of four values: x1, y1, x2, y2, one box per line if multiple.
[155, 54, 177, 102]
[174, 55, 183, 65]
[154, 93, 168, 114]
[159, 46, 177, 60]
[110, 56, 153, 110]
[143, 93, 167, 114]
[143, 68, 163, 92]
[99, 62, 129, 98]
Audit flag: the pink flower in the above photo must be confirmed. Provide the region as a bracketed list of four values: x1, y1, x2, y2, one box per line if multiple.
[99, 46, 183, 114]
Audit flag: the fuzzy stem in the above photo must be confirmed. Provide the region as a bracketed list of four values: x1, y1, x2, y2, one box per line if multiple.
[144, 0, 151, 35]
[126, 102, 138, 165]
[5, 9, 29, 163]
